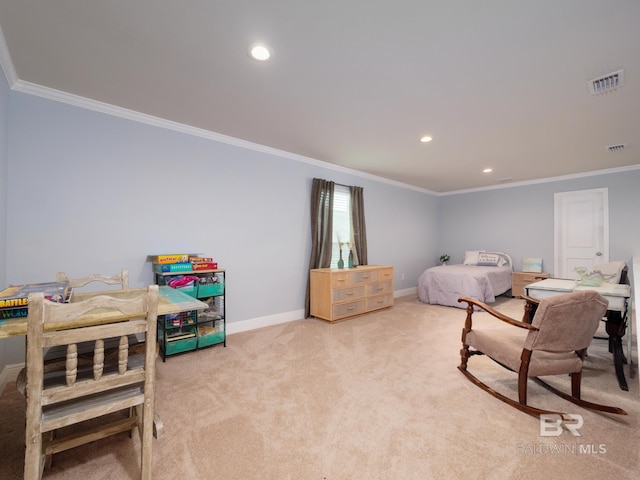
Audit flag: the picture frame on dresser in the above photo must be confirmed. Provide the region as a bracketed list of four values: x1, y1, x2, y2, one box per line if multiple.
[522, 257, 543, 273]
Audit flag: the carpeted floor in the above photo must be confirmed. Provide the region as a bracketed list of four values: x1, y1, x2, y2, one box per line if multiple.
[1, 294, 638, 479]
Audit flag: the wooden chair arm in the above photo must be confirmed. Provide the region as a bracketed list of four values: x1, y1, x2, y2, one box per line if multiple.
[520, 295, 540, 324]
[520, 294, 540, 305]
[458, 296, 539, 330]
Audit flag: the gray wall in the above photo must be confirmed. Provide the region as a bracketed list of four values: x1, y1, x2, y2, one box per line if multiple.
[1, 91, 438, 366]
[437, 171, 640, 273]
[2, 80, 639, 374]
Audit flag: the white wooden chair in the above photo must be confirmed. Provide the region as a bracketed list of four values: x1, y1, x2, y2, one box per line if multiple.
[56, 268, 129, 290]
[23, 285, 158, 480]
[17, 269, 130, 396]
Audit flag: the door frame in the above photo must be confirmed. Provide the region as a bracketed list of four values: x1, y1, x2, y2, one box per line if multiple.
[553, 187, 609, 278]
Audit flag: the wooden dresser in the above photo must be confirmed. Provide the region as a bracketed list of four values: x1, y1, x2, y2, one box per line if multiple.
[511, 271, 550, 297]
[310, 265, 394, 322]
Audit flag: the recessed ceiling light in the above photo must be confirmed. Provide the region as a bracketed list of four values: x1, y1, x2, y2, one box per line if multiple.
[249, 44, 271, 61]
[483, 168, 493, 173]
[420, 136, 433, 143]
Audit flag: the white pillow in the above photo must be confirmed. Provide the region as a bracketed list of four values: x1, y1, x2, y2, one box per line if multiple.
[463, 251, 482, 265]
[477, 252, 500, 266]
[597, 261, 626, 284]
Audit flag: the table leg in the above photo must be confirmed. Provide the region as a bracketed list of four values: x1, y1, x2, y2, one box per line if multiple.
[605, 311, 628, 391]
[626, 304, 634, 379]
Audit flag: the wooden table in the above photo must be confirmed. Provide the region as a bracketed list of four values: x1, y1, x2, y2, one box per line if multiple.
[1, 285, 207, 439]
[525, 278, 632, 391]
[0, 285, 208, 339]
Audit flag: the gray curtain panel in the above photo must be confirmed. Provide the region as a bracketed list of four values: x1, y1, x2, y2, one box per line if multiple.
[350, 185, 368, 266]
[305, 178, 334, 318]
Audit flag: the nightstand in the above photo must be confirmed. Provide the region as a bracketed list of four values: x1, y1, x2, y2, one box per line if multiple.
[511, 271, 550, 297]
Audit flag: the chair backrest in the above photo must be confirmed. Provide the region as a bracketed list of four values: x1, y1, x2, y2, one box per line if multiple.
[56, 269, 129, 290]
[524, 290, 608, 353]
[25, 285, 158, 478]
[595, 261, 627, 284]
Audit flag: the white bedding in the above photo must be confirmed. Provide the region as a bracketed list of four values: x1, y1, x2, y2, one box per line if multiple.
[417, 264, 512, 309]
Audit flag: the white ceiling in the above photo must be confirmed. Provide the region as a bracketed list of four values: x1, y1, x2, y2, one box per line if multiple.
[1, 1, 639, 193]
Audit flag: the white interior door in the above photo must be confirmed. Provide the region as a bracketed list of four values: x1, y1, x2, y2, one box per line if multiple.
[554, 188, 609, 279]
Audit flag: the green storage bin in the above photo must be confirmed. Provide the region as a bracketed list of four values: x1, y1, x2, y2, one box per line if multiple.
[197, 283, 224, 297]
[165, 336, 198, 355]
[163, 326, 197, 355]
[198, 331, 225, 348]
[176, 285, 198, 298]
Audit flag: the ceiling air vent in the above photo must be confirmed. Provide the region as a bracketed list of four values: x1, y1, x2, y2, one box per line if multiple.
[606, 144, 626, 152]
[588, 70, 624, 95]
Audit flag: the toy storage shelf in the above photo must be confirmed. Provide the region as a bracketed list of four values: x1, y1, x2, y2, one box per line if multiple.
[154, 268, 226, 360]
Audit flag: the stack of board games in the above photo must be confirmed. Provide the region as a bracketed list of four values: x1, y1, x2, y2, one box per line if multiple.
[188, 256, 218, 271]
[151, 254, 218, 273]
[0, 282, 70, 320]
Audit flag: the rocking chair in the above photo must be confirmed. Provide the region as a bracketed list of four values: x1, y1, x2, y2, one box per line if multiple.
[458, 290, 627, 417]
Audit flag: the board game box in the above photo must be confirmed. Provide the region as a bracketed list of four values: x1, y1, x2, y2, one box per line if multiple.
[0, 281, 70, 319]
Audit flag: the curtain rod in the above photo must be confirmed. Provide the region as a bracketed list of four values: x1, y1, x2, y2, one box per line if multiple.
[315, 178, 359, 188]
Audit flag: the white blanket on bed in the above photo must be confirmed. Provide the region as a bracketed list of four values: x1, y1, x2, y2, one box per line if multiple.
[417, 264, 512, 309]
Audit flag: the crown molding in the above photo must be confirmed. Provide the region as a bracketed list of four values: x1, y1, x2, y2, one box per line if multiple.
[0, 23, 17, 87]
[11, 79, 436, 196]
[438, 164, 640, 196]
[6, 58, 636, 197]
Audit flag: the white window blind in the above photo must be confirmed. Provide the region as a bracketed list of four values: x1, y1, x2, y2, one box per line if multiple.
[331, 185, 351, 268]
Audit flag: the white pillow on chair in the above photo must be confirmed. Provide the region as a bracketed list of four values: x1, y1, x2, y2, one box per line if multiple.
[597, 261, 626, 284]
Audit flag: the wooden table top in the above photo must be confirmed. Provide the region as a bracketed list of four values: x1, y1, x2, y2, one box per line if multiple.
[0, 286, 207, 339]
[525, 278, 631, 297]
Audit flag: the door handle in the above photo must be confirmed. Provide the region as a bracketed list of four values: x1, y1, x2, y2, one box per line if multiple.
[596, 252, 603, 256]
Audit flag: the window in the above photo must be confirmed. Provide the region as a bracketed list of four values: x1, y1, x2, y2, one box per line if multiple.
[330, 185, 351, 268]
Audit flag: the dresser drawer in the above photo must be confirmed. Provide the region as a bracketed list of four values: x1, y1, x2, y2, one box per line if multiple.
[333, 300, 366, 319]
[378, 267, 394, 282]
[331, 272, 350, 288]
[511, 271, 550, 297]
[366, 281, 393, 296]
[366, 294, 393, 310]
[332, 286, 365, 302]
[514, 272, 548, 284]
[351, 269, 379, 284]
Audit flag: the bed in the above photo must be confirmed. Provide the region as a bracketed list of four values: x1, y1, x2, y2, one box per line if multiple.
[417, 251, 513, 309]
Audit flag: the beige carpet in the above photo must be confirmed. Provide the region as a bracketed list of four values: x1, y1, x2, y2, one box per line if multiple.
[1, 295, 639, 479]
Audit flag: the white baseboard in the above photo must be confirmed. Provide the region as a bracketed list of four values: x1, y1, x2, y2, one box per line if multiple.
[0, 362, 25, 394]
[227, 288, 417, 336]
[226, 309, 306, 335]
[395, 287, 417, 297]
